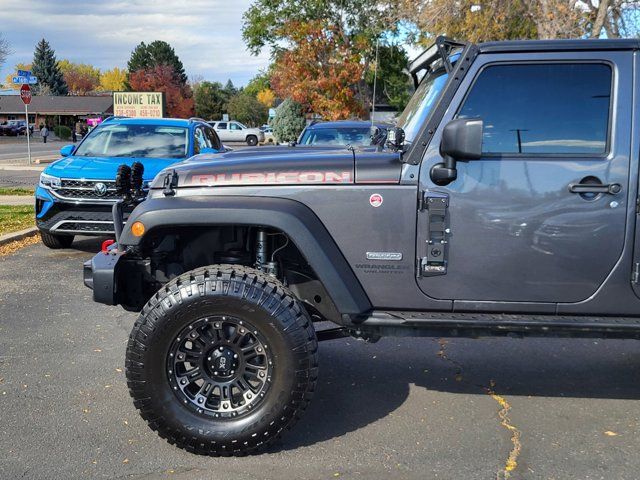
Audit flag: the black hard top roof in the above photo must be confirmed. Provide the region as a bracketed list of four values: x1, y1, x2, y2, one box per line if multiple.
[478, 38, 640, 53]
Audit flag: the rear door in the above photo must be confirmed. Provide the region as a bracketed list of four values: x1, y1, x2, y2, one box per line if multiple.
[416, 50, 633, 305]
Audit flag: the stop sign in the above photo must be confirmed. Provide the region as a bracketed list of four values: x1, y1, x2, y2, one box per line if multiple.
[20, 84, 32, 105]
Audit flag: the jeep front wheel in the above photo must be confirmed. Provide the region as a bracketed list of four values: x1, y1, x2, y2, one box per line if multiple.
[246, 135, 258, 146]
[126, 265, 318, 456]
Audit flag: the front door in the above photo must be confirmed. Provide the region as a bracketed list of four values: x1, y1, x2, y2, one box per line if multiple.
[416, 51, 633, 304]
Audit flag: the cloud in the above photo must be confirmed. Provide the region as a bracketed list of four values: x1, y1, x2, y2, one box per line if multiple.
[0, 0, 270, 86]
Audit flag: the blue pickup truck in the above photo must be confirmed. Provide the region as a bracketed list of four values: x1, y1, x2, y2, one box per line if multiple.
[35, 117, 222, 248]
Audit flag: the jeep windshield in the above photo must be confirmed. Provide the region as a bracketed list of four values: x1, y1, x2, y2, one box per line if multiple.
[74, 124, 189, 159]
[396, 67, 449, 146]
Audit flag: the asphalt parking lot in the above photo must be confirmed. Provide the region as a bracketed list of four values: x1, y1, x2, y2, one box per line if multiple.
[1, 238, 640, 479]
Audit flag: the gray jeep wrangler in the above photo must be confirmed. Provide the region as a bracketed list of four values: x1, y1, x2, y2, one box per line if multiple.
[85, 37, 640, 455]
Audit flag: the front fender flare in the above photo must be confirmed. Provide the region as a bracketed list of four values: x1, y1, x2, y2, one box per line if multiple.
[120, 195, 372, 316]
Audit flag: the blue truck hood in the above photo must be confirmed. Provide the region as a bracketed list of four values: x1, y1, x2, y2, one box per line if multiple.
[44, 155, 179, 181]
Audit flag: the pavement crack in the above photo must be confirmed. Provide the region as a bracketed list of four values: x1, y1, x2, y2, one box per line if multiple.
[486, 380, 521, 479]
[434, 339, 522, 479]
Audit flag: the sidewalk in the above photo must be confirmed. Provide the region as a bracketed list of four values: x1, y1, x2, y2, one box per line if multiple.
[0, 195, 33, 206]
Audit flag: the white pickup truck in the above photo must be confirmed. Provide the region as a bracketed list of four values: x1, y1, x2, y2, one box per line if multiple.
[209, 120, 265, 146]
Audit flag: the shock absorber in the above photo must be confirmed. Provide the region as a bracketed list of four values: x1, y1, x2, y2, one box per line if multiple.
[255, 229, 268, 271]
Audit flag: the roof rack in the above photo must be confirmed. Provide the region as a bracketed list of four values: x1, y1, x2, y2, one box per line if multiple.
[408, 36, 470, 88]
[102, 115, 129, 123]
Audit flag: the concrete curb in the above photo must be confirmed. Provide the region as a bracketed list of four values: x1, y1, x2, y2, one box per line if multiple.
[0, 227, 38, 246]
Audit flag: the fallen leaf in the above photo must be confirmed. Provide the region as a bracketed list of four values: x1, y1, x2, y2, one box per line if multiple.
[604, 431, 618, 436]
[115, 368, 123, 373]
[122, 458, 129, 464]
[82, 408, 90, 414]
[94, 349, 102, 353]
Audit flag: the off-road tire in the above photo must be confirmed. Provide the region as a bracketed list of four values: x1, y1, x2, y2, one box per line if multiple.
[126, 265, 318, 456]
[40, 231, 74, 249]
[246, 135, 258, 146]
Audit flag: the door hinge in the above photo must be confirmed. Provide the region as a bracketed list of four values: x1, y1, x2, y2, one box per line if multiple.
[418, 191, 449, 277]
[633, 262, 640, 284]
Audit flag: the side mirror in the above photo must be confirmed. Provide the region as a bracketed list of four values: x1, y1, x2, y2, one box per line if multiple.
[60, 144, 75, 157]
[431, 118, 483, 186]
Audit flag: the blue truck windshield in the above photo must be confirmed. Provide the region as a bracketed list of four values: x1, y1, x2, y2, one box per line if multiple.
[75, 124, 189, 159]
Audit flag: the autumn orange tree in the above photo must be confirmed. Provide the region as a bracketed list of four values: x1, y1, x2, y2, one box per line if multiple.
[243, 0, 403, 119]
[129, 65, 194, 118]
[270, 21, 367, 120]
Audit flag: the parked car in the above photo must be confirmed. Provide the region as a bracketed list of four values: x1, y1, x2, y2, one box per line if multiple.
[297, 120, 391, 147]
[0, 120, 33, 136]
[209, 120, 265, 146]
[260, 125, 274, 144]
[35, 116, 223, 249]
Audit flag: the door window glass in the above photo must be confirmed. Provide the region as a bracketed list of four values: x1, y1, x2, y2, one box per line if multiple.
[230, 123, 243, 130]
[458, 63, 612, 155]
[193, 127, 211, 154]
[217, 122, 227, 130]
[204, 127, 221, 150]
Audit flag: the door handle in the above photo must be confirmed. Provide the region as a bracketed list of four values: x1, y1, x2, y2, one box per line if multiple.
[568, 182, 621, 195]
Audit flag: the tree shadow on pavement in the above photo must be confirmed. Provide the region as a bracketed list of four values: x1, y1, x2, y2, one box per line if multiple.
[275, 335, 640, 451]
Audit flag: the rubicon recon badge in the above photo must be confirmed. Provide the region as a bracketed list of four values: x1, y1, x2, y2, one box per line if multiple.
[369, 193, 383, 207]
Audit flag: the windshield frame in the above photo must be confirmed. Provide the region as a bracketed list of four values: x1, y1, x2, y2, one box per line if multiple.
[400, 43, 478, 166]
[73, 123, 191, 159]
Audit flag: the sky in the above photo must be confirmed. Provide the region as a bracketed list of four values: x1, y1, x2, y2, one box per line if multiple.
[0, 0, 272, 87]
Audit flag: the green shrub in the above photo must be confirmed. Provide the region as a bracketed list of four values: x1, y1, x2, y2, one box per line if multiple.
[272, 98, 305, 144]
[56, 125, 72, 140]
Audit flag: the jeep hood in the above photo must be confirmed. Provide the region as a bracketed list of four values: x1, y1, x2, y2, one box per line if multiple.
[45, 155, 179, 181]
[149, 145, 402, 189]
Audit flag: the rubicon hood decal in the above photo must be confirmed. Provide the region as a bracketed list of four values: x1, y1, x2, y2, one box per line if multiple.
[188, 170, 353, 186]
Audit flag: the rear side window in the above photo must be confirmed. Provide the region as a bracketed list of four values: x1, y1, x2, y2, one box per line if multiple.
[458, 63, 612, 155]
[217, 122, 227, 130]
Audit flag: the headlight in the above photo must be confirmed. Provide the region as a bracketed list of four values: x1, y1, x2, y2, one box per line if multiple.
[39, 173, 61, 189]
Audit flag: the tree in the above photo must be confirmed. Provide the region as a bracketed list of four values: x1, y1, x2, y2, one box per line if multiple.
[227, 92, 268, 127]
[367, 45, 411, 112]
[223, 79, 238, 97]
[0, 34, 10, 73]
[194, 81, 227, 120]
[127, 41, 187, 85]
[271, 98, 306, 143]
[129, 65, 194, 118]
[32, 39, 68, 95]
[99, 67, 127, 91]
[244, 72, 271, 98]
[256, 88, 276, 108]
[270, 20, 366, 120]
[4, 62, 30, 90]
[243, 0, 404, 118]
[58, 60, 100, 95]
[397, 0, 640, 42]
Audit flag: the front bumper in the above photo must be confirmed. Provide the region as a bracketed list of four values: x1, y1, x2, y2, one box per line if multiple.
[36, 187, 128, 236]
[83, 250, 124, 305]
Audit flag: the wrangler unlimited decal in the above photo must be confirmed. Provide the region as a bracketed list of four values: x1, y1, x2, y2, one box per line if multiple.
[188, 171, 353, 186]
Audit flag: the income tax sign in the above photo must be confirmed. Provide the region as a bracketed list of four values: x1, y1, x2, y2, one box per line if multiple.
[113, 91, 164, 118]
[20, 84, 32, 105]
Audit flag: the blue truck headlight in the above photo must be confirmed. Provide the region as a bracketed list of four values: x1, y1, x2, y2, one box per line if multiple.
[39, 173, 61, 189]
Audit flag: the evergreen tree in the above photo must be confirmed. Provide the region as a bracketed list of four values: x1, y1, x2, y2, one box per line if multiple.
[32, 39, 68, 95]
[127, 41, 187, 85]
[194, 81, 227, 120]
[271, 98, 305, 143]
[223, 79, 237, 97]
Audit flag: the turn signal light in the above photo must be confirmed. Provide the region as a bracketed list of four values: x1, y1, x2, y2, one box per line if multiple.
[131, 221, 145, 237]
